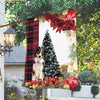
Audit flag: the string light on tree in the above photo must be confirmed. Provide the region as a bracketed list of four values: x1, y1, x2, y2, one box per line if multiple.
[41, 30, 61, 78]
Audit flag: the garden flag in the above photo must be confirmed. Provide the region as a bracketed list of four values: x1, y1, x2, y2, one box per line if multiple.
[25, 9, 78, 90]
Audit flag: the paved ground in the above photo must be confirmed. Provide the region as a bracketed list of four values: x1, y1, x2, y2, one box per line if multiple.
[50, 97, 100, 100]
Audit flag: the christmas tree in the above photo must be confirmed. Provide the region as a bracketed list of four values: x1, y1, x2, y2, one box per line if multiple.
[41, 30, 61, 78]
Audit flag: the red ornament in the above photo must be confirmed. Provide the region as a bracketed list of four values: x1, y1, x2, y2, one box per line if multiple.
[52, 77, 56, 84]
[66, 77, 70, 82]
[67, 77, 78, 89]
[42, 21, 45, 23]
[28, 81, 33, 85]
[61, 9, 76, 20]
[61, 81, 68, 87]
[72, 43, 75, 47]
[69, 34, 71, 36]
[31, 81, 37, 85]
[49, 77, 53, 82]
[41, 86, 44, 89]
[66, 9, 76, 20]
[55, 80, 59, 85]
[44, 81, 49, 86]
[56, 86, 59, 88]
[45, 77, 49, 81]
[41, 15, 45, 19]
[37, 79, 42, 85]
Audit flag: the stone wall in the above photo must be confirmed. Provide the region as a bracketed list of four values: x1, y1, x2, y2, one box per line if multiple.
[47, 86, 100, 99]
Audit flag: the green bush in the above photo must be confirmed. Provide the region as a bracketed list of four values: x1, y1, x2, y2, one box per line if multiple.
[45, 97, 49, 100]
[78, 68, 97, 84]
[91, 85, 99, 98]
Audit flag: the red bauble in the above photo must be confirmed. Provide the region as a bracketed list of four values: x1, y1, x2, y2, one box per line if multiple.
[37, 79, 42, 85]
[55, 76, 58, 80]
[28, 81, 33, 85]
[45, 81, 49, 86]
[49, 77, 53, 82]
[72, 43, 75, 47]
[72, 78, 78, 88]
[56, 86, 59, 88]
[66, 9, 76, 20]
[31, 81, 37, 85]
[61, 9, 76, 20]
[67, 77, 78, 89]
[61, 81, 68, 86]
[52, 77, 56, 84]
[45, 77, 49, 81]
[41, 86, 44, 89]
[55, 80, 59, 85]
[66, 77, 70, 82]
[69, 34, 71, 36]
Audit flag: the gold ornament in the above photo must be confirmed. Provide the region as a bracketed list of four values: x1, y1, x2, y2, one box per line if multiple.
[32, 85, 37, 89]
[29, 86, 33, 89]
[70, 67, 73, 70]
[73, 34, 76, 37]
[60, 65, 68, 72]
[62, 9, 68, 15]
[58, 77, 64, 82]
[25, 82, 29, 87]
[34, 17, 38, 21]
[69, 62, 74, 66]
[63, 84, 70, 89]
[73, 70, 78, 75]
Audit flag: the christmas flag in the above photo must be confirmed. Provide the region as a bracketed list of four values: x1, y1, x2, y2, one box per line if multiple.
[25, 9, 78, 90]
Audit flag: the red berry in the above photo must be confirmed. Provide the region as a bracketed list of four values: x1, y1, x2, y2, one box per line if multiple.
[69, 34, 71, 36]
[56, 86, 59, 88]
[41, 86, 44, 89]
[41, 16, 45, 19]
[72, 43, 75, 47]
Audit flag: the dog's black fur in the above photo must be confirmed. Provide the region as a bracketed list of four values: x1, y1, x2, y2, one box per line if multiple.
[34, 46, 41, 57]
